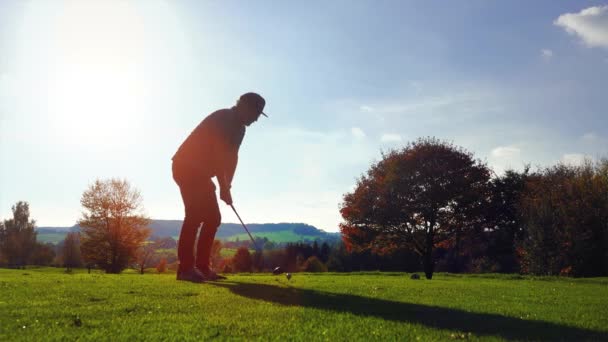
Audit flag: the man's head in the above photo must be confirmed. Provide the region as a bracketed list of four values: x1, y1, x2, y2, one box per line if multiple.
[235, 92, 267, 126]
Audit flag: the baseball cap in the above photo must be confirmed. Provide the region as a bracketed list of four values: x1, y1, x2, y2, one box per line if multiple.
[239, 92, 268, 117]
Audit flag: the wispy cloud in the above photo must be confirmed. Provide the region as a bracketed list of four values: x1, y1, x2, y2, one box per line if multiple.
[581, 132, 599, 142]
[359, 105, 374, 113]
[555, 5, 608, 48]
[359, 93, 482, 115]
[541, 49, 553, 59]
[488, 145, 526, 175]
[561, 153, 592, 166]
[351, 127, 366, 139]
[380, 133, 402, 142]
[491, 146, 521, 158]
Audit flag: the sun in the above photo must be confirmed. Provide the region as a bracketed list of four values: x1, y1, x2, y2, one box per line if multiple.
[44, 1, 148, 148]
[47, 65, 142, 146]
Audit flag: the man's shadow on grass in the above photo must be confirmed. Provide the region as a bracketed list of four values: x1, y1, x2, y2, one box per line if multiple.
[209, 281, 607, 341]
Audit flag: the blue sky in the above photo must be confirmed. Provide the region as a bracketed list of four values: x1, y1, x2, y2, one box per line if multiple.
[1, 1, 607, 232]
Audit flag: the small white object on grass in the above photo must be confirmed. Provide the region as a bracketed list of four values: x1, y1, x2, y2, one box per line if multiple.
[286, 273, 292, 280]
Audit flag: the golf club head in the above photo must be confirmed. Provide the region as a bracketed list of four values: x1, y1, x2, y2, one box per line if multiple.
[272, 266, 283, 275]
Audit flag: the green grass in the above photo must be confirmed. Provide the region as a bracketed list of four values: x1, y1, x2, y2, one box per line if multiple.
[47, 231, 320, 246]
[220, 247, 245, 258]
[226, 231, 320, 243]
[1, 268, 607, 341]
[36, 233, 68, 244]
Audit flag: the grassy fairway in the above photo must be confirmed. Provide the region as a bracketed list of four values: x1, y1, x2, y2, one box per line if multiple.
[1, 268, 607, 341]
[225, 231, 321, 243]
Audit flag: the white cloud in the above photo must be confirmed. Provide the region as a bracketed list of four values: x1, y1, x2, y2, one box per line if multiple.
[351, 127, 366, 139]
[346, 90, 502, 129]
[491, 146, 521, 158]
[561, 153, 591, 166]
[581, 132, 599, 142]
[359, 105, 374, 113]
[555, 6, 608, 48]
[380, 133, 402, 142]
[541, 49, 553, 59]
[488, 145, 525, 175]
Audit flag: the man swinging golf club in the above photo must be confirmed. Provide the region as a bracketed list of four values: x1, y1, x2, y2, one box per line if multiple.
[172, 92, 267, 282]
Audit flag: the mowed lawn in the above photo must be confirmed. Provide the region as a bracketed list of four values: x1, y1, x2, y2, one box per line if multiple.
[1, 268, 607, 341]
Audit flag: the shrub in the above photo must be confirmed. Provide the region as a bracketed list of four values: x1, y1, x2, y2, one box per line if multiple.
[156, 258, 167, 273]
[232, 247, 252, 272]
[301, 256, 328, 272]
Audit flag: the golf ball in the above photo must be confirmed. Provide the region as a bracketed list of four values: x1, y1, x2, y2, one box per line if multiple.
[286, 273, 292, 280]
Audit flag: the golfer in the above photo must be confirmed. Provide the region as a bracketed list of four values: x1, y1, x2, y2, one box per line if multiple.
[172, 92, 267, 282]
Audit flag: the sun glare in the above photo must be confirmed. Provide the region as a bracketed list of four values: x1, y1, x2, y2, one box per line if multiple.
[47, 66, 142, 145]
[45, 1, 148, 147]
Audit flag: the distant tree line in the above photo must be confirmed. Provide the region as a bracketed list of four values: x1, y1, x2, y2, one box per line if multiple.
[0, 179, 155, 273]
[2, 138, 606, 279]
[340, 137, 608, 279]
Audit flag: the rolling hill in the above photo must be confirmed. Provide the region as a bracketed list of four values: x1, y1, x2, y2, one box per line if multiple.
[36, 220, 340, 245]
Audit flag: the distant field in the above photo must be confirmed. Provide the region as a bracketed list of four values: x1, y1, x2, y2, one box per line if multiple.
[220, 247, 247, 258]
[225, 231, 322, 243]
[41, 231, 327, 246]
[1, 268, 607, 341]
[174, 231, 323, 243]
[37, 233, 68, 244]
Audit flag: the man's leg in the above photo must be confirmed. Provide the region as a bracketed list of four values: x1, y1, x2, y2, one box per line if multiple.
[195, 180, 222, 274]
[173, 162, 205, 281]
[177, 207, 202, 273]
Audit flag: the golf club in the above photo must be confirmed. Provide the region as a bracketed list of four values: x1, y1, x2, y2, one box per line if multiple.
[230, 204, 260, 251]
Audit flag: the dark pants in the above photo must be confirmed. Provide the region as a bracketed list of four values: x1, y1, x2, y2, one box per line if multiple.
[172, 161, 221, 272]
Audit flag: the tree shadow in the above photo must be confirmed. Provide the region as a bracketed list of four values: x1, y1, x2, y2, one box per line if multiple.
[209, 281, 607, 341]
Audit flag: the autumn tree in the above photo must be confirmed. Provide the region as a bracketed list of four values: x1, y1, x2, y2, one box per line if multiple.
[340, 137, 491, 279]
[0, 201, 37, 268]
[79, 179, 151, 274]
[232, 246, 252, 272]
[521, 161, 608, 276]
[134, 237, 171, 274]
[301, 256, 328, 272]
[484, 168, 529, 273]
[210, 239, 224, 271]
[156, 258, 167, 273]
[62, 232, 84, 272]
[30, 243, 56, 266]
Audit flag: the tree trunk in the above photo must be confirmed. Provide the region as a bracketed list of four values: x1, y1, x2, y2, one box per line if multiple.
[423, 244, 435, 279]
[424, 220, 435, 279]
[452, 227, 461, 273]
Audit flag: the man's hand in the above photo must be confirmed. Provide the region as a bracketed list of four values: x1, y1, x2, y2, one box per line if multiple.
[220, 187, 233, 205]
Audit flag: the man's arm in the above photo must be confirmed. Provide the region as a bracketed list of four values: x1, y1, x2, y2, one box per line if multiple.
[212, 110, 245, 205]
[216, 129, 241, 205]
[217, 146, 238, 192]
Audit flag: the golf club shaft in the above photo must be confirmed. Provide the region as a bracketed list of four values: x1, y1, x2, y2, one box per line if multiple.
[230, 204, 258, 250]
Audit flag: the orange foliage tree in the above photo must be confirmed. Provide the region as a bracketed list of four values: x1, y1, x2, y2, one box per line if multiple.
[340, 137, 491, 279]
[79, 179, 150, 274]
